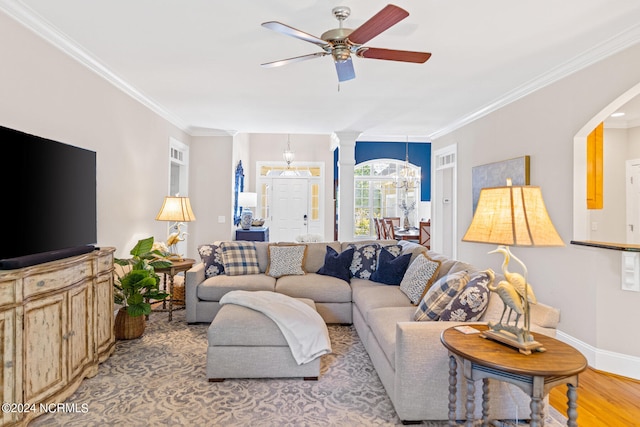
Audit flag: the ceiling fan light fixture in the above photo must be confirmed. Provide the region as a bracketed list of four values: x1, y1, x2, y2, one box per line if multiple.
[332, 47, 351, 63]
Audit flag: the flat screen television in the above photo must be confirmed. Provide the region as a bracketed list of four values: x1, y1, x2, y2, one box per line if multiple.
[0, 125, 97, 269]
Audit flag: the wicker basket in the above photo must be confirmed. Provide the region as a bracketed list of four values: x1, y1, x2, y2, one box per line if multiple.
[114, 307, 146, 340]
[172, 284, 185, 306]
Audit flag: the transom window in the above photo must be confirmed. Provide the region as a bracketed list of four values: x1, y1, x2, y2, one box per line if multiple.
[354, 159, 420, 237]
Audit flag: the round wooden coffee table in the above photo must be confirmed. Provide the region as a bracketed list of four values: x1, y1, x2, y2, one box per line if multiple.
[441, 325, 587, 427]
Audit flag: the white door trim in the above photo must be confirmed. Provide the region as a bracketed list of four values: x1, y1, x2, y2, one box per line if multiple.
[432, 144, 457, 259]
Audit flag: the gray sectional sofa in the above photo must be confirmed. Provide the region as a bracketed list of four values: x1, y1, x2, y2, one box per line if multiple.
[185, 239, 561, 423]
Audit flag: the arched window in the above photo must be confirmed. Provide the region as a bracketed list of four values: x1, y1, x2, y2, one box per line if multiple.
[354, 159, 420, 237]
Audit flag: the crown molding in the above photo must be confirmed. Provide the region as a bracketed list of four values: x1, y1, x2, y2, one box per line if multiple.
[429, 23, 640, 140]
[0, 0, 193, 134]
[189, 128, 238, 137]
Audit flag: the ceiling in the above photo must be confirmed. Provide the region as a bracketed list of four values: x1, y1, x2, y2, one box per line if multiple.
[3, 0, 640, 139]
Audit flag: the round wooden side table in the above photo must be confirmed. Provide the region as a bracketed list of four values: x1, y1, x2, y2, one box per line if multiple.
[153, 258, 195, 321]
[441, 325, 587, 427]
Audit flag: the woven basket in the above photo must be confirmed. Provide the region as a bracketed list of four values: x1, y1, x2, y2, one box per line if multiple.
[172, 284, 185, 306]
[114, 307, 146, 340]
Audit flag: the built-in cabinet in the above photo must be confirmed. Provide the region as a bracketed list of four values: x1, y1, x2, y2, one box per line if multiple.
[0, 248, 115, 426]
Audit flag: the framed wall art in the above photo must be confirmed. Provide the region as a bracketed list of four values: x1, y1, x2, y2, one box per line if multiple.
[472, 155, 530, 212]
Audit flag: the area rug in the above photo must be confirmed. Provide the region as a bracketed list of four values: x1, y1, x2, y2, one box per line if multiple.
[31, 311, 567, 426]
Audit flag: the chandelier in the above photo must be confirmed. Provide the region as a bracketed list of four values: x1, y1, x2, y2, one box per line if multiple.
[396, 140, 419, 191]
[283, 134, 295, 168]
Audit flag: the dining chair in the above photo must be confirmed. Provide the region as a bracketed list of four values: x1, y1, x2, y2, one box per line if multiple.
[383, 219, 396, 240]
[383, 217, 400, 228]
[374, 218, 383, 239]
[419, 220, 431, 249]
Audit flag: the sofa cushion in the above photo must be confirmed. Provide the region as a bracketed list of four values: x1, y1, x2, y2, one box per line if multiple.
[353, 283, 412, 322]
[220, 242, 260, 276]
[414, 270, 470, 321]
[371, 247, 412, 285]
[266, 244, 307, 278]
[304, 242, 342, 273]
[439, 269, 494, 322]
[198, 243, 225, 278]
[397, 240, 429, 264]
[317, 246, 354, 282]
[400, 253, 441, 304]
[254, 242, 270, 273]
[367, 306, 416, 368]
[197, 274, 276, 301]
[275, 273, 351, 303]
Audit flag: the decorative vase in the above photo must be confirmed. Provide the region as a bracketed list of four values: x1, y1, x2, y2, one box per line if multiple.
[240, 208, 253, 230]
[404, 216, 410, 230]
[114, 307, 146, 340]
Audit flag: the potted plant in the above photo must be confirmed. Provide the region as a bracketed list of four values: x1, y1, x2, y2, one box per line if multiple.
[113, 236, 172, 339]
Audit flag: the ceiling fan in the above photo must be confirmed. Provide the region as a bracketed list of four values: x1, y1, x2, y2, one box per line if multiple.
[261, 4, 431, 82]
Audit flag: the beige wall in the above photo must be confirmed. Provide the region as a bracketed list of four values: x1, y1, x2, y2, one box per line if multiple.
[0, 12, 190, 259]
[433, 42, 640, 376]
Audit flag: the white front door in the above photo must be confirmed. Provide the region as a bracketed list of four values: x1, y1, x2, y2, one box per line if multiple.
[626, 159, 640, 244]
[271, 178, 308, 242]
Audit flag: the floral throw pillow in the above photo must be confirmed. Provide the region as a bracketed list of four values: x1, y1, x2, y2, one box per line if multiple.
[348, 243, 380, 279]
[439, 269, 494, 322]
[198, 243, 225, 278]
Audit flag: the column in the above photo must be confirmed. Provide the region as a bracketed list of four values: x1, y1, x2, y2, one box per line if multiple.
[334, 131, 361, 241]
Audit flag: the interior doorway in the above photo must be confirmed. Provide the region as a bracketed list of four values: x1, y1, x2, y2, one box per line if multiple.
[627, 159, 640, 244]
[256, 162, 324, 242]
[432, 145, 457, 259]
[168, 137, 189, 256]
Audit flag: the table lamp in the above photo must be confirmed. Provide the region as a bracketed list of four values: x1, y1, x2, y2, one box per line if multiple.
[462, 182, 563, 354]
[238, 192, 257, 230]
[155, 196, 196, 259]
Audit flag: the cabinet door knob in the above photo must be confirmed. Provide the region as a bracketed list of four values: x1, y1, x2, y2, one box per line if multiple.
[37, 280, 45, 287]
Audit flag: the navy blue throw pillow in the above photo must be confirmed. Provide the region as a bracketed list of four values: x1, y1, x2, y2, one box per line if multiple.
[317, 247, 354, 282]
[371, 247, 412, 285]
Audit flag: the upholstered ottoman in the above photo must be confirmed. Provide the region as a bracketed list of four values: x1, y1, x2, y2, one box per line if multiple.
[207, 297, 321, 381]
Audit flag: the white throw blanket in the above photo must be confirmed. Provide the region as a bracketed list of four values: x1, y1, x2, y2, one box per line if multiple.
[219, 291, 332, 365]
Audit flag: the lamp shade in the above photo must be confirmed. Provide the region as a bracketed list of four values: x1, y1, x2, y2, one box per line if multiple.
[462, 185, 563, 247]
[238, 192, 257, 208]
[155, 196, 196, 222]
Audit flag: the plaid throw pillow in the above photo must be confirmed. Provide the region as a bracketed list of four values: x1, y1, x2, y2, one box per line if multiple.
[414, 270, 469, 321]
[198, 243, 225, 278]
[220, 241, 260, 276]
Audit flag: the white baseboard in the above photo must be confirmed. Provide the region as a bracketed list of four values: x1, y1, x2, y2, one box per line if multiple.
[556, 330, 640, 380]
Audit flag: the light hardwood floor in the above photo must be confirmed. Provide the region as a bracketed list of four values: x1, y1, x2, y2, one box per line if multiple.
[549, 367, 640, 426]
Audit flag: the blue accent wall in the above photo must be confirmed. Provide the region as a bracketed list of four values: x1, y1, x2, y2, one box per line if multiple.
[334, 142, 431, 201]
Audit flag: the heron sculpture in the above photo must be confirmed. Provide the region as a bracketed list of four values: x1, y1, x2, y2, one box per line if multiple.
[488, 278, 524, 327]
[480, 245, 544, 354]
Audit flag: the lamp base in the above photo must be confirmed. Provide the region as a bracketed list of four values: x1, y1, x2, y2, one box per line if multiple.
[481, 328, 546, 355]
[240, 209, 253, 230]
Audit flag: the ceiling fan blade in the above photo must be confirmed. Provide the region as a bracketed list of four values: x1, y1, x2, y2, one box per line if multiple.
[356, 47, 431, 63]
[335, 58, 355, 82]
[261, 21, 328, 47]
[261, 52, 328, 68]
[347, 4, 409, 45]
